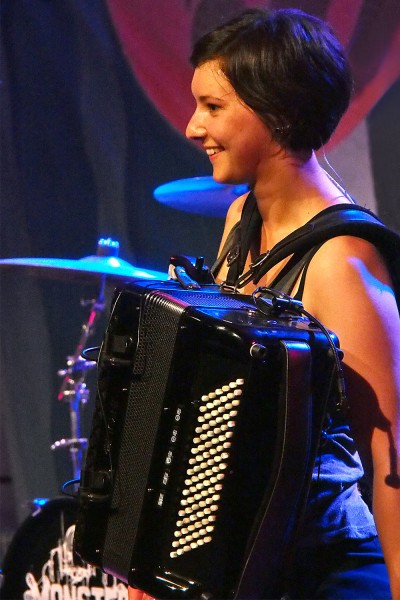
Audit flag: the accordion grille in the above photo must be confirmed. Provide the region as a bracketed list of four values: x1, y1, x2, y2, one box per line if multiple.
[170, 379, 244, 558]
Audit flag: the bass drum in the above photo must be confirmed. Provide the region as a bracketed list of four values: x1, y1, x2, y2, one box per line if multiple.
[0, 497, 128, 600]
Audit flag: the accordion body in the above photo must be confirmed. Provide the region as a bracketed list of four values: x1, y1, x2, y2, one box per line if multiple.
[74, 280, 338, 599]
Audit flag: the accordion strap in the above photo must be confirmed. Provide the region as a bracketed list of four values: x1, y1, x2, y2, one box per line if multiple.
[213, 197, 400, 312]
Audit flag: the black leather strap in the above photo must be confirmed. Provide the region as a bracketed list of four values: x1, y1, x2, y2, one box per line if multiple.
[212, 199, 400, 309]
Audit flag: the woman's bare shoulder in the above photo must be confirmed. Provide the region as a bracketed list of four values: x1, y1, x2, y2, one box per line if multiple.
[307, 235, 394, 286]
[225, 193, 248, 224]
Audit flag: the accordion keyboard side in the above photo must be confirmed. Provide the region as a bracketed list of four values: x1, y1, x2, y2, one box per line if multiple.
[73, 283, 255, 572]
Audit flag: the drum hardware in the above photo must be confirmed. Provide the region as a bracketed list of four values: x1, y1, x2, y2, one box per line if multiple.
[0, 238, 168, 598]
[153, 176, 249, 217]
[51, 287, 105, 484]
[0, 237, 168, 483]
[49, 237, 150, 484]
[0, 238, 169, 283]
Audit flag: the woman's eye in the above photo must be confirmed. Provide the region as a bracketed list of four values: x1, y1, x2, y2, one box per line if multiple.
[208, 103, 220, 112]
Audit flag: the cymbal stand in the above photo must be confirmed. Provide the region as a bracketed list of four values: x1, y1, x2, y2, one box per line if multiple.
[51, 276, 106, 482]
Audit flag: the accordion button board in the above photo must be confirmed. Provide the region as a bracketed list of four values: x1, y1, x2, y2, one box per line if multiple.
[73, 280, 339, 599]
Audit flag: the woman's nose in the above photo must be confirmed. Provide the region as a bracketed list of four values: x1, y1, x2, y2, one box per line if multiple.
[186, 110, 206, 141]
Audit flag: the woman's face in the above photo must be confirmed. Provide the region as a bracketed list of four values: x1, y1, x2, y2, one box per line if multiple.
[186, 60, 274, 186]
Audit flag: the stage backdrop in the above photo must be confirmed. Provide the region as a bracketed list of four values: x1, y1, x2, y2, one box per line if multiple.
[0, 0, 399, 550]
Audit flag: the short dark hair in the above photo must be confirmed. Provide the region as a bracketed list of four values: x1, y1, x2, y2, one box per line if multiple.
[190, 8, 353, 152]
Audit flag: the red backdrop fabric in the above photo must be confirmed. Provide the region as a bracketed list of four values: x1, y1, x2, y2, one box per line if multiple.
[106, 0, 400, 147]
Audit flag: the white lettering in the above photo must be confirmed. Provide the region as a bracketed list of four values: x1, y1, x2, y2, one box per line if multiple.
[22, 520, 128, 600]
[50, 583, 63, 600]
[62, 584, 77, 600]
[117, 583, 128, 600]
[91, 587, 105, 600]
[77, 586, 90, 600]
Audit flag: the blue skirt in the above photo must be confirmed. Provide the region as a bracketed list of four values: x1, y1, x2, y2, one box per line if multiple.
[282, 536, 391, 599]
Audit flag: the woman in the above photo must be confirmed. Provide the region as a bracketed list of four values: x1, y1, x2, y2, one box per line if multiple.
[130, 8, 399, 599]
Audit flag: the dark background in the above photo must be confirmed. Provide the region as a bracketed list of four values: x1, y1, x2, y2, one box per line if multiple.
[0, 0, 399, 559]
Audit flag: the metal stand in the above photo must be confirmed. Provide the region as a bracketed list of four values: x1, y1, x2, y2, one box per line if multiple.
[51, 277, 106, 481]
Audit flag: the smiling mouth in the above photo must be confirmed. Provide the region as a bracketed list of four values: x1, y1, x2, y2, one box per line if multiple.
[206, 148, 223, 159]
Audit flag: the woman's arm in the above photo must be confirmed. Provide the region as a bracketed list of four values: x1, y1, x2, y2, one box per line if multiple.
[128, 588, 155, 600]
[303, 236, 400, 598]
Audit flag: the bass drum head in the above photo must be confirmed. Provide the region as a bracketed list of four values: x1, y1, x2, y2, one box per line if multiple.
[0, 497, 128, 599]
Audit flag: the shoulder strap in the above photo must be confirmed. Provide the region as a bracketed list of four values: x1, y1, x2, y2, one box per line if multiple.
[240, 204, 400, 311]
[268, 245, 322, 299]
[210, 221, 240, 278]
[212, 191, 261, 286]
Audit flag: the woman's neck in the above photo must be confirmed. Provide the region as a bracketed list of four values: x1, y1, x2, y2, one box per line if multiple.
[252, 151, 351, 249]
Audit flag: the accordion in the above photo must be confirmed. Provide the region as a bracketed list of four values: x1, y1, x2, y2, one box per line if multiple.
[74, 280, 338, 599]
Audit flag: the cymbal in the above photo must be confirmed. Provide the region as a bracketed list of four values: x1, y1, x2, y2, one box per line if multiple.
[153, 176, 249, 217]
[0, 255, 168, 283]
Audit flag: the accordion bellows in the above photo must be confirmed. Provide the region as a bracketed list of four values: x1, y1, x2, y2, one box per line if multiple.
[74, 281, 338, 599]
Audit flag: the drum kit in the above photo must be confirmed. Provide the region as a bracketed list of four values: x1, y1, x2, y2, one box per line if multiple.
[0, 177, 245, 599]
